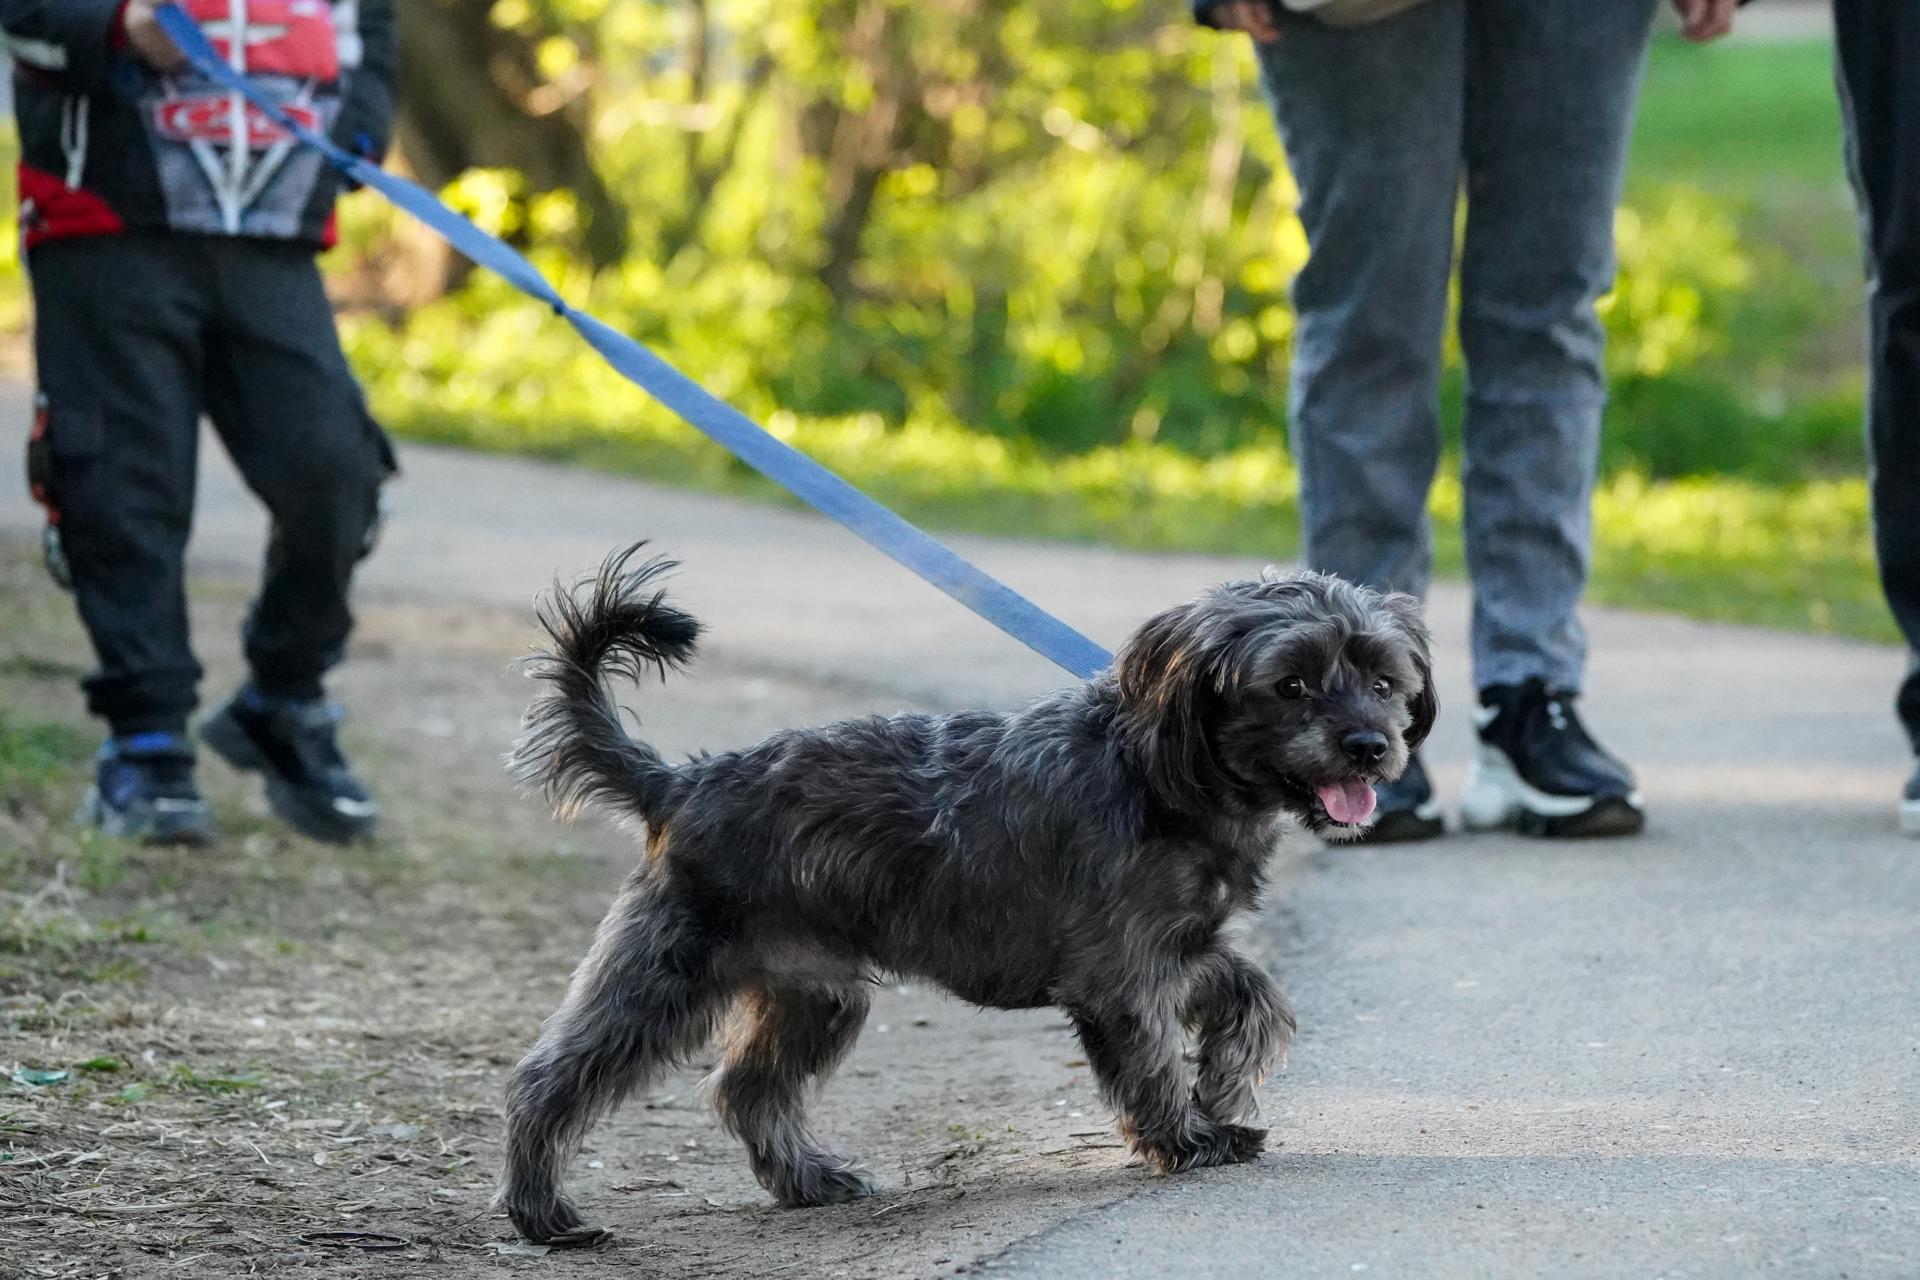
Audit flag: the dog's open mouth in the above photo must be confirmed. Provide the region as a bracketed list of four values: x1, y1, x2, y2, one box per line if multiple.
[1314, 779, 1378, 826]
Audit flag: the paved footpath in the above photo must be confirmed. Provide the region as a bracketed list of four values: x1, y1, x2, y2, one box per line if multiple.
[2, 385, 1914, 1278]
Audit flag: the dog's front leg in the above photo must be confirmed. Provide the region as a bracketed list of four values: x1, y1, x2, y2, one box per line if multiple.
[1184, 947, 1295, 1125]
[1065, 988, 1266, 1175]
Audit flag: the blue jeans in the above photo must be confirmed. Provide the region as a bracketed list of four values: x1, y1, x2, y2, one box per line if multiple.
[1256, 0, 1656, 692]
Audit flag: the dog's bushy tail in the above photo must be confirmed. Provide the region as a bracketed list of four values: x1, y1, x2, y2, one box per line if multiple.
[513, 544, 700, 829]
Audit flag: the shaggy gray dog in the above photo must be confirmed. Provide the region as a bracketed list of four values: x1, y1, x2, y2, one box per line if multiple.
[499, 547, 1435, 1245]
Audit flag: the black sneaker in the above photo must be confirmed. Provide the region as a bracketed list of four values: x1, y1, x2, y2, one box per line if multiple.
[1902, 761, 1920, 838]
[1357, 752, 1446, 843]
[200, 688, 379, 844]
[76, 732, 217, 846]
[1459, 679, 1644, 838]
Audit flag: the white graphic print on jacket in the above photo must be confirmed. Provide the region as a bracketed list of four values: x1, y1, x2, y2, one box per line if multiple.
[144, 0, 360, 236]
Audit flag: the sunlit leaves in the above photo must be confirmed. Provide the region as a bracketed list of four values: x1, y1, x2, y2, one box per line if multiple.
[440, 168, 529, 238]
[341, 4, 1798, 473]
[1603, 188, 1755, 378]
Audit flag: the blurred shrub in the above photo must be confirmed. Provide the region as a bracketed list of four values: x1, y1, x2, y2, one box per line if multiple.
[334, 1, 1859, 484]
[0, 11, 1883, 637]
[345, 171, 1850, 482]
[345, 1, 1310, 459]
[326, 7, 1881, 639]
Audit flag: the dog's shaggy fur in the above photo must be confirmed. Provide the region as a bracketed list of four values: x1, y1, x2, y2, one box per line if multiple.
[498, 547, 1435, 1244]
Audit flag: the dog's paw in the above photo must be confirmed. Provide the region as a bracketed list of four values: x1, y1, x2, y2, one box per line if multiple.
[506, 1196, 605, 1247]
[1215, 1122, 1267, 1165]
[775, 1159, 876, 1207]
[1139, 1121, 1267, 1174]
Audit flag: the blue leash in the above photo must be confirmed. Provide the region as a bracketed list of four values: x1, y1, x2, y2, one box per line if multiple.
[153, 5, 1113, 681]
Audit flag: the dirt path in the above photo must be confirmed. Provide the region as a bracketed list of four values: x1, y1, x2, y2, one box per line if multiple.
[5, 397, 1917, 1278]
[0, 545, 1179, 1278]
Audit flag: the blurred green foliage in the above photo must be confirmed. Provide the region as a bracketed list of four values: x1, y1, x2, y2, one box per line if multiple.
[337, 17, 1884, 640]
[337, 17, 1866, 469]
[0, 18, 1888, 640]
[1635, 35, 1846, 188]
[344, 0, 1315, 458]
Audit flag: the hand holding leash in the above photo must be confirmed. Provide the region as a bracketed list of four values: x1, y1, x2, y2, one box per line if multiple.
[122, 0, 190, 73]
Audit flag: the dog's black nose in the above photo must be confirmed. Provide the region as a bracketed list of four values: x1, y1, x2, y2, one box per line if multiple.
[1342, 730, 1388, 766]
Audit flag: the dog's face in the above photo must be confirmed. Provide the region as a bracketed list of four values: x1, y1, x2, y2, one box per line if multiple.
[1114, 570, 1436, 839]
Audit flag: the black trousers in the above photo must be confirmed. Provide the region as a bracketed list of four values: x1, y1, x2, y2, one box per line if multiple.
[1836, 0, 1920, 750]
[27, 234, 392, 738]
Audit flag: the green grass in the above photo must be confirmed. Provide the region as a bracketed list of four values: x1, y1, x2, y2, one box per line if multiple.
[1633, 37, 1846, 191]
[1630, 34, 1864, 413]
[0, 716, 93, 789]
[169, 1065, 267, 1094]
[0, 708, 151, 972]
[391, 399, 1891, 644]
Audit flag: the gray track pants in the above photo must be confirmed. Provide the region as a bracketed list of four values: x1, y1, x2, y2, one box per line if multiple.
[1256, 0, 1656, 691]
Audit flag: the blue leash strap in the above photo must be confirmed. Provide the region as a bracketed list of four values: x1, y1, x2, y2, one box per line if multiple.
[154, 4, 1114, 681]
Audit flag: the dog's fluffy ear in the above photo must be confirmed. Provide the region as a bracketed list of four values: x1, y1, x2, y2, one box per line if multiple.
[1378, 591, 1438, 752]
[1113, 599, 1213, 801]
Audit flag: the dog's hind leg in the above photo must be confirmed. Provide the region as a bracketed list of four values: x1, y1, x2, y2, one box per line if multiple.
[500, 880, 728, 1244]
[712, 981, 874, 1207]
[1184, 947, 1295, 1125]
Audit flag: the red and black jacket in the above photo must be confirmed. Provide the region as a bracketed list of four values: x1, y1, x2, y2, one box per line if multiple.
[1, 0, 395, 250]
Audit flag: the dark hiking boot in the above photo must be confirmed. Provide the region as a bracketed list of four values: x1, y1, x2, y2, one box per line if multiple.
[77, 732, 216, 845]
[200, 688, 378, 844]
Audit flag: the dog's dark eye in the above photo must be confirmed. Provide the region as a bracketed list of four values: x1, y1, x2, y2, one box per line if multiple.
[1277, 676, 1306, 699]
[1372, 677, 1393, 698]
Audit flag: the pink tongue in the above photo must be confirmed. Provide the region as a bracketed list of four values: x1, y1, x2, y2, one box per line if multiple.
[1316, 779, 1378, 825]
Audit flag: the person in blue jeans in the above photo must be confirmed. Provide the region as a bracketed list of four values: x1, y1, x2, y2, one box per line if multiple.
[1197, 0, 1738, 839]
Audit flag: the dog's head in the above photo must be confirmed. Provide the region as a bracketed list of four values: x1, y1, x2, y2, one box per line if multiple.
[1113, 569, 1436, 840]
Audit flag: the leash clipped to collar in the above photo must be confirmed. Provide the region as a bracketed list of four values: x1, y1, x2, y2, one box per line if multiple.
[153, 5, 1114, 682]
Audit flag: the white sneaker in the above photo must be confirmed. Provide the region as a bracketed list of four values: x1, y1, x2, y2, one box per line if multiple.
[1458, 681, 1645, 839]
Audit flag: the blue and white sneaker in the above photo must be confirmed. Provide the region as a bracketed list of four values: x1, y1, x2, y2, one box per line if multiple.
[200, 687, 379, 845]
[77, 732, 217, 845]
[1901, 761, 1920, 837]
[1459, 680, 1644, 838]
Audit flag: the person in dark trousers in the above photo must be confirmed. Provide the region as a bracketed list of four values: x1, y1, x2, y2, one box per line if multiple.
[1828, 0, 1920, 832]
[8, 0, 398, 845]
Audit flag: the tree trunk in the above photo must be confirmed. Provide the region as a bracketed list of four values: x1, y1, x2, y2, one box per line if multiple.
[393, 0, 629, 276]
